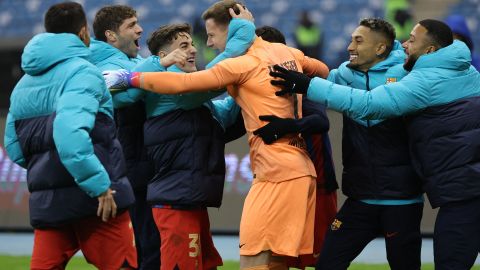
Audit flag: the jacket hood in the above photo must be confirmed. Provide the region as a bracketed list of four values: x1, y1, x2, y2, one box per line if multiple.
[445, 15, 474, 51]
[414, 40, 471, 71]
[21, 33, 90, 76]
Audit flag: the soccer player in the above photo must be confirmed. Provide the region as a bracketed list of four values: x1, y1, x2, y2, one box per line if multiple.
[103, 1, 330, 268]
[313, 18, 422, 270]
[271, 19, 480, 270]
[109, 6, 255, 269]
[254, 25, 338, 269]
[4, 2, 136, 269]
[89, 5, 159, 269]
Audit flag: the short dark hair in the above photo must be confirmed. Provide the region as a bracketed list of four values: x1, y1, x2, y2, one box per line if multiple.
[359, 18, 396, 57]
[93, 5, 137, 42]
[44, 2, 86, 34]
[147, 23, 192, 55]
[419, 19, 453, 49]
[202, 0, 243, 26]
[256, 26, 286, 44]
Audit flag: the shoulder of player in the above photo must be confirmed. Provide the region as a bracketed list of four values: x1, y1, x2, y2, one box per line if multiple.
[216, 54, 261, 72]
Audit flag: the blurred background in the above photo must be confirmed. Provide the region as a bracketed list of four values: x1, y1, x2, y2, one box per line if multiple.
[0, 0, 479, 236]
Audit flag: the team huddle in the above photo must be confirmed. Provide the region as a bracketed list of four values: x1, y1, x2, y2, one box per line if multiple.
[4, 0, 480, 270]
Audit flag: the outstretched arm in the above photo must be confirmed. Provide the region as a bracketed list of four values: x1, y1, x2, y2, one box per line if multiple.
[271, 65, 430, 120]
[133, 56, 255, 94]
[307, 72, 429, 119]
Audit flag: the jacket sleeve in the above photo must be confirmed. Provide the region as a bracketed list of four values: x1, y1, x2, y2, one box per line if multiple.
[206, 18, 256, 69]
[298, 97, 330, 134]
[108, 62, 148, 108]
[326, 68, 340, 83]
[111, 88, 145, 108]
[209, 96, 242, 129]
[306, 71, 430, 120]
[4, 112, 26, 168]
[53, 69, 111, 198]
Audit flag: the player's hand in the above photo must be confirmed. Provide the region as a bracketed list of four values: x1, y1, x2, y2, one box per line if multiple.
[160, 48, 188, 68]
[97, 188, 117, 222]
[229, 4, 254, 22]
[253, 115, 297, 144]
[270, 65, 311, 96]
[102, 69, 136, 91]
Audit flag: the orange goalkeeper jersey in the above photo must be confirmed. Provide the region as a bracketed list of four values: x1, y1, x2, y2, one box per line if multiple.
[138, 37, 329, 182]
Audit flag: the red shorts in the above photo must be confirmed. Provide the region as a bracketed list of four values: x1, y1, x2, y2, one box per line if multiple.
[152, 207, 223, 270]
[31, 211, 137, 270]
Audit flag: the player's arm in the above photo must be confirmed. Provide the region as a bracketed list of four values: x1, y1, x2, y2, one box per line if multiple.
[253, 97, 329, 144]
[102, 61, 147, 108]
[307, 71, 430, 119]
[209, 96, 242, 129]
[4, 112, 26, 168]
[138, 56, 254, 94]
[53, 69, 111, 198]
[54, 69, 117, 221]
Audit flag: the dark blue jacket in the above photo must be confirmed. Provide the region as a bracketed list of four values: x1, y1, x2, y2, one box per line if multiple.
[4, 33, 134, 228]
[144, 107, 226, 207]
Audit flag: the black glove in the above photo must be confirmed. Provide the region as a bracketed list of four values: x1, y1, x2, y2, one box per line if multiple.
[270, 64, 312, 96]
[253, 115, 297, 144]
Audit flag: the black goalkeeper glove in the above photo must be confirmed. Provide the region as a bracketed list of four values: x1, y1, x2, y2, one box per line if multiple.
[270, 64, 312, 96]
[253, 115, 297, 144]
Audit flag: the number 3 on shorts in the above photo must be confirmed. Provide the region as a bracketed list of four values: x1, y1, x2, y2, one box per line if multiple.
[188, 233, 200, 257]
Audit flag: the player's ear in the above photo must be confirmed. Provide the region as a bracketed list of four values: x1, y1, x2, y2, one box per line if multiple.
[105, 30, 117, 43]
[158, 51, 167, 58]
[376, 43, 387, 57]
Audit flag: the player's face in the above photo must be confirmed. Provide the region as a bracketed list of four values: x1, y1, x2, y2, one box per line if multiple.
[403, 24, 430, 71]
[347, 26, 384, 72]
[205, 18, 228, 52]
[114, 16, 143, 58]
[168, 32, 198, 73]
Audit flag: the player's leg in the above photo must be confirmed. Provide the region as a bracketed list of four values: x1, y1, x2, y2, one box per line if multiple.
[152, 207, 212, 270]
[74, 211, 137, 270]
[433, 197, 480, 270]
[130, 188, 160, 269]
[316, 199, 379, 270]
[31, 225, 79, 270]
[198, 208, 223, 270]
[239, 176, 316, 269]
[382, 203, 423, 270]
